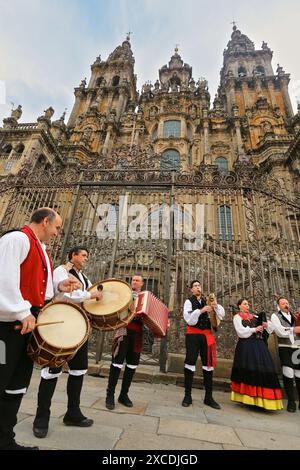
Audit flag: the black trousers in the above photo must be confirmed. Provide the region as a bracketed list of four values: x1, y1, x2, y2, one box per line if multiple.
[0, 321, 33, 396]
[47, 338, 89, 376]
[0, 321, 34, 447]
[113, 329, 141, 367]
[184, 334, 209, 367]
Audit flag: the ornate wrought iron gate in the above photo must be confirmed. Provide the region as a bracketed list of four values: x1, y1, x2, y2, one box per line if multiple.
[1, 164, 299, 369]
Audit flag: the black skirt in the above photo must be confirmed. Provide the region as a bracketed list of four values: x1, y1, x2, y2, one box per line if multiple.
[231, 336, 280, 388]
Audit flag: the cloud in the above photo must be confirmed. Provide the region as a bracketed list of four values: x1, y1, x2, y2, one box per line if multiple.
[0, 0, 299, 124]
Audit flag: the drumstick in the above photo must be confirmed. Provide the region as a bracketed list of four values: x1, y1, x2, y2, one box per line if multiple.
[14, 321, 64, 331]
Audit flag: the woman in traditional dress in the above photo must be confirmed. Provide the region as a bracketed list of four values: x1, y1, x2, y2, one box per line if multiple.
[230, 298, 283, 411]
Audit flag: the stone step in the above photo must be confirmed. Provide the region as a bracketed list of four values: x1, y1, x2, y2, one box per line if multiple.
[87, 361, 231, 392]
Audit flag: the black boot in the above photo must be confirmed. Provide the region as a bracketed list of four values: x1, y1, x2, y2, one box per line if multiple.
[0, 392, 38, 450]
[283, 375, 296, 412]
[203, 369, 221, 409]
[182, 368, 193, 407]
[33, 377, 58, 437]
[296, 377, 300, 410]
[106, 365, 121, 410]
[63, 374, 93, 426]
[118, 366, 136, 407]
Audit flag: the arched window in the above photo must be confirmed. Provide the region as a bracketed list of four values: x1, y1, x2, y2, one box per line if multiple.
[36, 154, 47, 169]
[254, 66, 265, 76]
[161, 149, 180, 171]
[15, 143, 25, 154]
[215, 157, 228, 176]
[218, 205, 232, 241]
[2, 144, 12, 154]
[163, 120, 181, 138]
[238, 66, 247, 77]
[112, 76, 120, 86]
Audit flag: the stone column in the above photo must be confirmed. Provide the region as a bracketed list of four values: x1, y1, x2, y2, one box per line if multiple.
[202, 109, 210, 156]
[225, 79, 236, 115]
[116, 91, 127, 121]
[181, 119, 187, 139]
[241, 81, 250, 110]
[68, 89, 84, 127]
[158, 120, 164, 139]
[106, 92, 114, 118]
[267, 79, 278, 109]
[103, 125, 112, 156]
[280, 78, 294, 119]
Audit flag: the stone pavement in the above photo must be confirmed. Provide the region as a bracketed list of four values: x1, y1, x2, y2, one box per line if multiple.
[15, 367, 300, 451]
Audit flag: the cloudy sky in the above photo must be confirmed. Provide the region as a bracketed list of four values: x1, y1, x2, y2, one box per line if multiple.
[0, 0, 299, 124]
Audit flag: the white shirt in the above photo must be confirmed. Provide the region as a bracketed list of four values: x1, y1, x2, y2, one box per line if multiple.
[39, 241, 54, 300]
[0, 231, 53, 322]
[53, 265, 92, 303]
[233, 314, 274, 339]
[183, 298, 225, 326]
[271, 312, 295, 345]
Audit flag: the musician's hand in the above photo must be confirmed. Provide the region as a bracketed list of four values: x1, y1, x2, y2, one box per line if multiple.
[262, 322, 268, 329]
[58, 279, 81, 293]
[20, 314, 36, 335]
[255, 325, 264, 333]
[201, 306, 212, 313]
[91, 291, 103, 301]
[293, 326, 300, 334]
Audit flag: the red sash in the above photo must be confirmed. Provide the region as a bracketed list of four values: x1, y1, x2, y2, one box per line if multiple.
[186, 327, 216, 368]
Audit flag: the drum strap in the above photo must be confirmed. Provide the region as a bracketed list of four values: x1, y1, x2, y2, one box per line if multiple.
[69, 268, 89, 290]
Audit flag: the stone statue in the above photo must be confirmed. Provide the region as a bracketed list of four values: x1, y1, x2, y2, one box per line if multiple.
[44, 107, 55, 119]
[11, 105, 22, 121]
[198, 78, 208, 90]
[80, 77, 87, 88]
[154, 80, 160, 91]
[82, 127, 92, 145]
[189, 104, 197, 119]
[189, 79, 196, 92]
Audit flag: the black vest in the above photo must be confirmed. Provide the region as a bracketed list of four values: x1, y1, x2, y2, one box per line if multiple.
[69, 268, 89, 290]
[189, 295, 211, 330]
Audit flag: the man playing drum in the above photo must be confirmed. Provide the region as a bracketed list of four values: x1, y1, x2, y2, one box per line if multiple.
[33, 246, 103, 438]
[0, 208, 78, 450]
[105, 275, 144, 410]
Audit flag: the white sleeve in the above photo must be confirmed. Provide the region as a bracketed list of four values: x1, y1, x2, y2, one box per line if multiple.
[183, 299, 202, 326]
[271, 314, 294, 343]
[53, 266, 91, 303]
[265, 320, 275, 335]
[233, 314, 256, 339]
[0, 232, 32, 321]
[215, 304, 225, 320]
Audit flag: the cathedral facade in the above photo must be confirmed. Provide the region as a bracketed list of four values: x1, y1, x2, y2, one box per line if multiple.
[1, 27, 299, 366]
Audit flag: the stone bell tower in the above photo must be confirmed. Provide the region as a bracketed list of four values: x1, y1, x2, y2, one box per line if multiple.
[219, 25, 294, 158]
[67, 35, 138, 159]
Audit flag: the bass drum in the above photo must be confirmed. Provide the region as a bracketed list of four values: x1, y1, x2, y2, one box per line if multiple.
[83, 279, 135, 331]
[27, 301, 90, 368]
